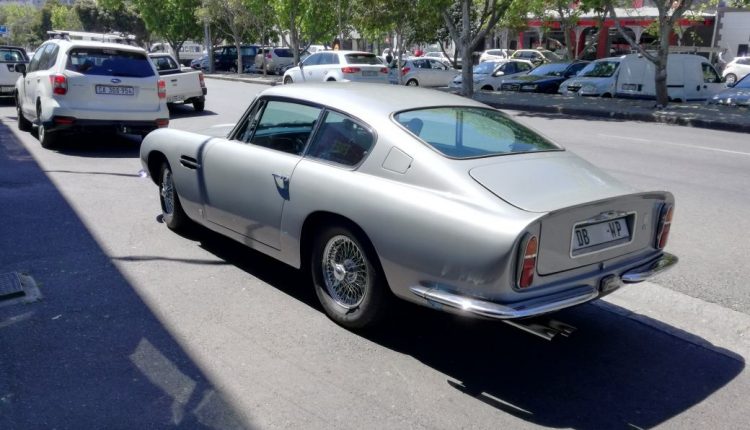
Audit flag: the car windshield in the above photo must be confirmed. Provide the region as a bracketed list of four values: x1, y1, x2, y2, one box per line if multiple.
[540, 50, 562, 61]
[345, 53, 381, 65]
[394, 107, 560, 159]
[580, 60, 620, 77]
[473, 62, 498, 74]
[0, 48, 27, 62]
[240, 47, 257, 56]
[67, 48, 154, 77]
[529, 63, 568, 77]
[734, 75, 750, 88]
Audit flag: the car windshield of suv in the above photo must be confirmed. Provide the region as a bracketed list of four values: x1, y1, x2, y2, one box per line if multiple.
[394, 107, 560, 159]
[473, 61, 498, 74]
[580, 60, 619, 77]
[67, 48, 154, 77]
[345, 53, 380, 65]
[1, 48, 27, 62]
[734, 75, 750, 88]
[528, 63, 568, 77]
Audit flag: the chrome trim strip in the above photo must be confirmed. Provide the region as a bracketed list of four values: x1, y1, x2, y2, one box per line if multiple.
[409, 285, 599, 320]
[621, 252, 678, 283]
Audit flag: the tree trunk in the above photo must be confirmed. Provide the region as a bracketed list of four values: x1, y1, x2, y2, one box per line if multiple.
[654, 21, 671, 107]
[235, 39, 242, 74]
[460, 0, 473, 97]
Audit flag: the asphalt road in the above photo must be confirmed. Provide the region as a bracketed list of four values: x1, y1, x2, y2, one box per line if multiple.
[1, 79, 748, 429]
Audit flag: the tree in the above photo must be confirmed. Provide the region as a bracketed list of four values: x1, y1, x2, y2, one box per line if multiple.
[51, 3, 83, 31]
[0, 4, 41, 48]
[605, 0, 698, 107]
[272, 0, 339, 67]
[198, 0, 256, 73]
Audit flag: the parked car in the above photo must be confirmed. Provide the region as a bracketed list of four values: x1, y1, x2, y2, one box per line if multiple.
[255, 47, 297, 75]
[392, 57, 457, 87]
[0, 45, 29, 98]
[282, 50, 389, 84]
[424, 51, 457, 68]
[479, 49, 512, 62]
[449, 59, 531, 89]
[614, 54, 724, 101]
[708, 73, 750, 106]
[471, 59, 535, 91]
[559, 56, 622, 97]
[148, 53, 207, 111]
[15, 37, 169, 148]
[498, 61, 588, 93]
[213, 44, 260, 72]
[511, 49, 562, 66]
[721, 56, 750, 85]
[139, 83, 677, 336]
[190, 54, 209, 70]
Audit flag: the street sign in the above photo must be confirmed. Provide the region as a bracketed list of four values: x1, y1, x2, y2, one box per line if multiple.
[0, 26, 8, 37]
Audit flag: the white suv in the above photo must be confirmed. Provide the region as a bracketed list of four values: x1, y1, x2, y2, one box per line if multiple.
[722, 57, 750, 85]
[282, 51, 389, 84]
[15, 37, 169, 148]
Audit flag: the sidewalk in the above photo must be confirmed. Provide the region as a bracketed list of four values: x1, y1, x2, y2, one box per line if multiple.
[205, 73, 750, 134]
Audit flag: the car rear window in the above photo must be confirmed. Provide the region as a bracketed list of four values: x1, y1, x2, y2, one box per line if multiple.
[67, 48, 154, 77]
[345, 53, 380, 65]
[394, 107, 560, 159]
[1, 48, 27, 63]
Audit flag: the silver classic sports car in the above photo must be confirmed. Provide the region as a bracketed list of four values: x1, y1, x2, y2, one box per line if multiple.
[140, 83, 677, 338]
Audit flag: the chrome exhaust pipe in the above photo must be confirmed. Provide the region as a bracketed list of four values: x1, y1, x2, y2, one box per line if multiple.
[503, 318, 577, 341]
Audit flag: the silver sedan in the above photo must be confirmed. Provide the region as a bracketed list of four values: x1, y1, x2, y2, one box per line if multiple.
[140, 83, 677, 338]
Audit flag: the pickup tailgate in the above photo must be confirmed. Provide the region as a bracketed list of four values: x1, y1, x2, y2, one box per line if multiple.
[161, 70, 204, 102]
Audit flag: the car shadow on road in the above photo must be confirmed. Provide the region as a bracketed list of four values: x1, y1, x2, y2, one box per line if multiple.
[48, 131, 143, 158]
[193, 225, 745, 430]
[0, 122, 249, 429]
[168, 103, 219, 118]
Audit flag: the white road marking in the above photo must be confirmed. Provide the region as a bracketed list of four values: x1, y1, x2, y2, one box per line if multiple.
[597, 133, 750, 157]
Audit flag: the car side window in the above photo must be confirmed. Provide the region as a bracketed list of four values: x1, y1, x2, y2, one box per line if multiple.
[430, 60, 447, 70]
[27, 45, 47, 72]
[248, 100, 321, 155]
[326, 53, 340, 65]
[517, 62, 532, 72]
[302, 53, 320, 66]
[702, 63, 721, 83]
[306, 111, 374, 167]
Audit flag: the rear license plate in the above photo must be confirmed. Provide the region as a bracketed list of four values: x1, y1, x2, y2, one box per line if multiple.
[95, 85, 135, 96]
[572, 218, 630, 252]
[362, 71, 378, 77]
[167, 95, 184, 103]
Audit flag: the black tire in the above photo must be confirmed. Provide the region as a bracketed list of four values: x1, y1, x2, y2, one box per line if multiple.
[229, 65, 237, 73]
[311, 226, 388, 330]
[193, 98, 205, 112]
[158, 162, 191, 231]
[36, 104, 57, 149]
[481, 85, 494, 91]
[16, 97, 32, 132]
[406, 79, 419, 86]
[283, 76, 293, 85]
[725, 73, 737, 84]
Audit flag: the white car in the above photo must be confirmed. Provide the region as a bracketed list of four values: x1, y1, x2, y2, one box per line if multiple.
[282, 50, 389, 84]
[559, 57, 622, 97]
[479, 49, 512, 62]
[722, 56, 750, 84]
[148, 53, 207, 111]
[449, 59, 533, 89]
[1, 46, 29, 98]
[393, 58, 457, 87]
[15, 36, 169, 148]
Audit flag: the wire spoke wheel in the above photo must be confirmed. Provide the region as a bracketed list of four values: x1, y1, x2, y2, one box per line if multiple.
[160, 168, 175, 215]
[322, 235, 369, 309]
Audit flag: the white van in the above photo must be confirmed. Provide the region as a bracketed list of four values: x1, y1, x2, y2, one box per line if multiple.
[615, 53, 725, 101]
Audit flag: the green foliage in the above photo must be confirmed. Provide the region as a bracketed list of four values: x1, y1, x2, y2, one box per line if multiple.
[73, 0, 149, 42]
[51, 3, 83, 31]
[0, 4, 42, 48]
[131, 0, 202, 61]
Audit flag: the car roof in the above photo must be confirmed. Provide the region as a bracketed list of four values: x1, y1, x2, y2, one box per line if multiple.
[261, 83, 486, 117]
[46, 39, 147, 53]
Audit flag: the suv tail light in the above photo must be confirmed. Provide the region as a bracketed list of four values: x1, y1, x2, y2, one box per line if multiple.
[401, 67, 411, 76]
[518, 235, 538, 289]
[341, 67, 361, 74]
[656, 204, 673, 249]
[157, 79, 166, 99]
[198, 72, 205, 88]
[50, 74, 67, 95]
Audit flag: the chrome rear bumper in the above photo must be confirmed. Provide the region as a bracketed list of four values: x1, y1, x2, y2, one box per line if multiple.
[621, 252, 678, 283]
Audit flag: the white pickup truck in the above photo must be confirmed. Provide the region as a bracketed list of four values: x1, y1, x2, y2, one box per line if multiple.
[1, 46, 29, 99]
[148, 53, 207, 111]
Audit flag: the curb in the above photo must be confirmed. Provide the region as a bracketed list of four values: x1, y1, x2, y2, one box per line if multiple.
[205, 74, 279, 86]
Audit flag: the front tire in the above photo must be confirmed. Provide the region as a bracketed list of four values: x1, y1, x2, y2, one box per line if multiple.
[406, 79, 419, 86]
[311, 226, 388, 330]
[36, 104, 57, 149]
[159, 162, 191, 231]
[283, 76, 293, 85]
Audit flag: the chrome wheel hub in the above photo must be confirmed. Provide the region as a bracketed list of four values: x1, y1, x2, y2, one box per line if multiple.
[161, 170, 175, 215]
[322, 235, 368, 309]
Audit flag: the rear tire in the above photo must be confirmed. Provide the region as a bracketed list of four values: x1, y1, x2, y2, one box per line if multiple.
[16, 98, 32, 132]
[481, 85, 494, 91]
[159, 162, 191, 232]
[311, 226, 388, 330]
[725, 73, 737, 84]
[406, 79, 418, 86]
[193, 98, 205, 112]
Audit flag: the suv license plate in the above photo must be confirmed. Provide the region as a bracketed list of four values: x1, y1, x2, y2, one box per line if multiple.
[95, 85, 135, 96]
[572, 218, 629, 252]
[362, 71, 378, 77]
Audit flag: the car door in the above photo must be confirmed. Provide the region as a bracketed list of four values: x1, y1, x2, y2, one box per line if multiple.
[428, 59, 454, 86]
[699, 62, 724, 99]
[299, 52, 321, 82]
[202, 98, 322, 249]
[22, 44, 56, 119]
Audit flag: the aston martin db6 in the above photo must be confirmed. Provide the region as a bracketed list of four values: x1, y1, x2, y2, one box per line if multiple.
[140, 83, 677, 337]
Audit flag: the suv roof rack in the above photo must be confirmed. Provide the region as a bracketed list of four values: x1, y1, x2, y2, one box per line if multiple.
[47, 31, 70, 40]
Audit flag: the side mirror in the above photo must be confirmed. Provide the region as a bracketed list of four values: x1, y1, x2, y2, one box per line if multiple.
[493, 71, 504, 77]
[15, 63, 27, 76]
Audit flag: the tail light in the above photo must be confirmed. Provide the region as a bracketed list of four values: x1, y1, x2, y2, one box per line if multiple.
[198, 72, 205, 88]
[401, 67, 411, 76]
[656, 204, 673, 249]
[518, 235, 538, 289]
[266, 53, 272, 59]
[156, 118, 169, 128]
[341, 67, 361, 74]
[157, 79, 166, 99]
[53, 116, 75, 125]
[380, 67, 388, 74]
[50, 74, 67, 95]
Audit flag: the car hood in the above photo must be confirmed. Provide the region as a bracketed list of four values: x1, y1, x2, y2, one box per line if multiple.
[468, 152, 636, 213]
[711, 88, 750, 105]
